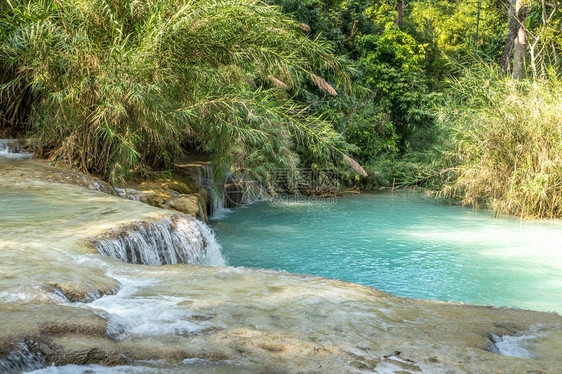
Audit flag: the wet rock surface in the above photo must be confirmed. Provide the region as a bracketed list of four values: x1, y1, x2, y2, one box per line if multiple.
[111, 155, 215, 221]
[47, 278, 120, 303]
[0, 157, 117, 195]
[1, 271, 562, 373]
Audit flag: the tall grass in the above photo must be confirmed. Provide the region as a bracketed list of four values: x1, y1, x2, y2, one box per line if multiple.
[0, 0, 353, 182]
[439, 63, 562, 218]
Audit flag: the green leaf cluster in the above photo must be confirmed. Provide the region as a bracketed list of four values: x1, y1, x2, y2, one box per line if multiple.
[0, 0, 353, 182]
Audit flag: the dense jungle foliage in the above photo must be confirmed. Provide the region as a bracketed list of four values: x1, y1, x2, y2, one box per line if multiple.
[1, 0, 561, 217]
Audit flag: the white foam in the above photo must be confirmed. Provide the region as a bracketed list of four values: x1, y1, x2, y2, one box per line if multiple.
[489, 331, 543, 359]
[209, 207, 233, 220]
[93, 215, 226, 266]
[86, 275, 209, 340]
[0, 139, 33, 159]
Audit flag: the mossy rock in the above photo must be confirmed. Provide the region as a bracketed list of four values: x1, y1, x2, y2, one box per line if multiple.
[164, 179, 198, 195]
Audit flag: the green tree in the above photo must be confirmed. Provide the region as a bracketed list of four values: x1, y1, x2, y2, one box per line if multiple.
[0, 0, 356, 182]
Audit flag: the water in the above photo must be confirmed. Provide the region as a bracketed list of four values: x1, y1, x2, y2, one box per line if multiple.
[211, 193, 562, 313]
[198, 164, 265, 215]
[93, 215, 225, 266]
[0, 342, 45, 372]
[198, 164, 225, 215]
[0, 158, 225, 305]
[0, 139, 33, 159]
[1, 157, 561, 372]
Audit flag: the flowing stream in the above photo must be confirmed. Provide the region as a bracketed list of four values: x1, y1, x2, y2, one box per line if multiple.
[1, 148, 561, 373]
[211, 195, 562, 314]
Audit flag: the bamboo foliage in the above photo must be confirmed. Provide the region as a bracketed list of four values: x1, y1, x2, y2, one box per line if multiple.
[439, 63, 562, 218]
[0, 0, 353, 182]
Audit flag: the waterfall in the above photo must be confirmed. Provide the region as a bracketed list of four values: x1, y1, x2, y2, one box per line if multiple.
[92, 215, 226, 266]
[198, 164, 265, 217]
[199, 164, 226, 215]
[0, 342, 45, 373]
[0, 139, 33, 159]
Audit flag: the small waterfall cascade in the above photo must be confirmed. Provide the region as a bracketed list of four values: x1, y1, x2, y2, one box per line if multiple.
[0, 342, 45, 373]
[486, 331, 539, 359]
[91, 214, 226, 266]
[199, 164, 226, 215]
[199, 164, 265, 216]
[0, 139, 33, 159]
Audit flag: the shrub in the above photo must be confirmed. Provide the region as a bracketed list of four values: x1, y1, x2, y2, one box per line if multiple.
[440, 63, 562, 218]
[0, 0, 353, 182]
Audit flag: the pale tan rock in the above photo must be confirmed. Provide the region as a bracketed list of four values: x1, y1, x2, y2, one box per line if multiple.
[166, 195, 200, 217]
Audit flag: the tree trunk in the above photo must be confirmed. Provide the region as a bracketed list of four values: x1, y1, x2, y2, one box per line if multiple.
[396, 0, 405, 27]
[475, 0, 482, 51]
[512, 0, 528, 79]
[500, 0, 519, 72]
